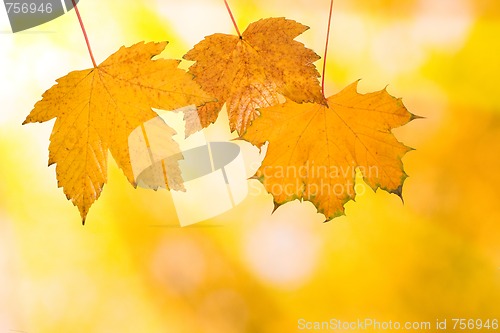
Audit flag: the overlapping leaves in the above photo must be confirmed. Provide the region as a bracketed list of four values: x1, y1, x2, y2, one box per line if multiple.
[25, 17, 416, 223]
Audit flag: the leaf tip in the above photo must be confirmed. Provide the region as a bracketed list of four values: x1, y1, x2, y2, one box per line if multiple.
[22, 115, 31, 125]
[79, 207, 88, 225]
[410, 113, 425, 121]
[272, 201, 281, 213]
[322, 207, 347, 222]
[79, 208, 89, 225]
[22, 114, 35, 125]
[349, 79, 362, 92]
[392, 184, 405, 203]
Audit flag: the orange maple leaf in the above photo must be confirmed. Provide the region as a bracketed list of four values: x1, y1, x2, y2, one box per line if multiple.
[23, 42, 212, 222]
[243, 81, 417, 220]
[184, 17, 325, 135]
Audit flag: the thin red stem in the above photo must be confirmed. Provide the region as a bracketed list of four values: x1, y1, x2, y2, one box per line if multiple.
[322, 0, 334, 96]
[71, 0, 97, 68]
[224, 0, 242, 37]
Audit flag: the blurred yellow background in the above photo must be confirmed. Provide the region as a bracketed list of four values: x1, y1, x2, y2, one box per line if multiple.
[1, 0, 499, 332]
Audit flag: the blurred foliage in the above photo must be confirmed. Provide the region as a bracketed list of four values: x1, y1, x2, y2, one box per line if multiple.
[425, 20, 500, 111]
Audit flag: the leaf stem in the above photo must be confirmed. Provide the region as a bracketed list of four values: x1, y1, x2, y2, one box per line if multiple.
[322, 0, 334, 96]
[224, 0, 242, 38]
[71, 0, 97, 68]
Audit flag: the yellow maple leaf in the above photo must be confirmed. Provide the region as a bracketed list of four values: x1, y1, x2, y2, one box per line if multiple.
[183, 17, 325, 135]
[243, 81, 417, 220]
[23, 42, 212, 223]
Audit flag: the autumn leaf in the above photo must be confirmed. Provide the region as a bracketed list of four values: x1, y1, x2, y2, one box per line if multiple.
[183, 17, 325, 136]
[23, 41, 212, 222]
[243, 81, 417, 220]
